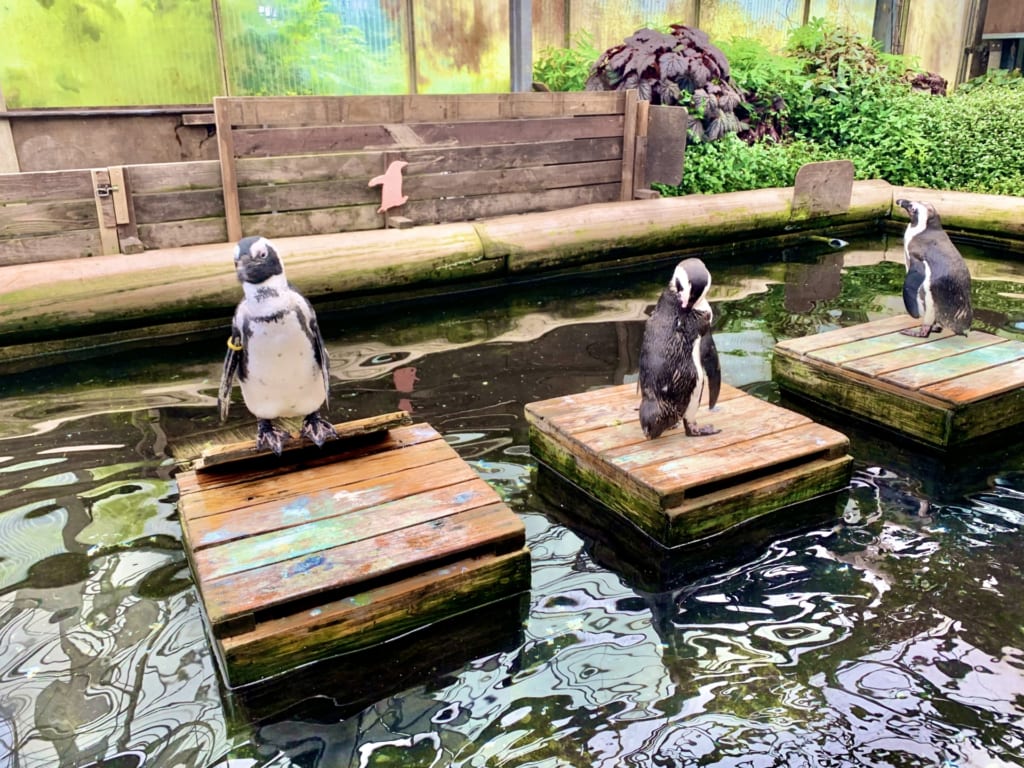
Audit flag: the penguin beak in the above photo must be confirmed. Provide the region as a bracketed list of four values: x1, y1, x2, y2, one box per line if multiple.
[895, 198, 913, 214]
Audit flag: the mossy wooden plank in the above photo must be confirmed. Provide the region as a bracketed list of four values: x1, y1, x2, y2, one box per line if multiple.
[945, 371, 1024, 442]
[666, 456, 852, 543]
[529, 424, 665, 535]
[809, 329, 941, 365]
[775, 315, 919, 356]
[193, 411, 412, 470]
[526, 382, 743, 438]
[190, 469, 491, 569]
[842, 333, 1005, 377]
[219, 548, 531, 686]
[925, 357, 1024, 404]
[0, 168, 94, 203]
[181, 433, 455, 519]
[601, 390, 810, 469]
[879, 341, 1024, 391]
[185, 456, 479, 552]
[772, 347, 950, 445]
[177, 422, 439, 497]
[632, 423, 847, 505]
[202, 502, 524, 631]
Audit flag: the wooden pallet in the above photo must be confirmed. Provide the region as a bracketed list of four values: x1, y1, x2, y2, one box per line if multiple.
[773, 315, 1024, 447]
[524, 383, 851, 548]
[176, 416, 531, 688]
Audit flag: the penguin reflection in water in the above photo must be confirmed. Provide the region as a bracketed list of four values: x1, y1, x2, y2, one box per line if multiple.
[218, 236, 338, 455]
[897, 199, 973, 337]
[638, 258, 722, 440]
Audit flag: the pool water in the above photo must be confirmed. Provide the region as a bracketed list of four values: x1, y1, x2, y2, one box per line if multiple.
[2, 234, 1024, 767]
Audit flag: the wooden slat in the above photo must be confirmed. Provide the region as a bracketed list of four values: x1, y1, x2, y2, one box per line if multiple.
[237, 152, 385, 185]
[0, 230, 102, 265]
[214, 96, 242, 242]
[178, 422, 442, 496]
[924, 357, 1024, 404]
[839, 333, 1006, 376]
[402, 183, 620, 225]
[202, 502, 524, 629]
[775, 315, 920, 356]
[631, 422, 846, 505]
[90, 168, 120, 255]
[193, 471, 496, 579]
[219, 549, 530, 685]
[133, 188, 225, 224]
[0, 87, 16, 174]
[0, 168, 94, 203]
[194, 412, 413, 470]
[0, 199, 98, 236]
[231, 116, 625, 158]
[126, 160, 222, 194]
[221, 92, 626, 128]
[879, 341, 1024, 390]
[237, 178, 377, 214]
[619, 89, 639, 202]
[809, 328, 945, 366]
[594, 389, 812, 463]
[181, 434, 458, 519]
[404, 160, 622, 200]
[241, 205, 382, 239]
[187, 459, 482, 551]
[137, 218, 227, 250]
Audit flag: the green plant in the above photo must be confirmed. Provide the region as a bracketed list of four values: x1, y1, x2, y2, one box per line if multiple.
[533, 31, 601, 92]
[585, 25, 747, 142]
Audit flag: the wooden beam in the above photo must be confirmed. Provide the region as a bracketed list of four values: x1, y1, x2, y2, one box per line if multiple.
[214, 97, 242, 242]
[0, 85, 19, 174]
[90, 169, 121, 255]
[619, 89, 639, 202]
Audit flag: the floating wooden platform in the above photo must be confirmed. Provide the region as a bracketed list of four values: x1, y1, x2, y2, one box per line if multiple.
[175, 416, 531, 688]
[524, 383, 852, 548]
[773, 315, 1024, 447]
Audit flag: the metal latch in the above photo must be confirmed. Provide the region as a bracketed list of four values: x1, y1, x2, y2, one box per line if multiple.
[95, 183, 119, 198]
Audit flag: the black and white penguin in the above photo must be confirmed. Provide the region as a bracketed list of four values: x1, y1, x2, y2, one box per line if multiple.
[896, 198, 973, 337]
[638, 258, 722, 440]
[218, 236, 337, 455]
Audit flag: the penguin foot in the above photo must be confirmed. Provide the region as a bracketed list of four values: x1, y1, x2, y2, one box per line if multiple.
[255, 420, 291, 456]
[300, 412, 338, 447]
[900, 324, 936, 338]
[684, 419, 720, 437]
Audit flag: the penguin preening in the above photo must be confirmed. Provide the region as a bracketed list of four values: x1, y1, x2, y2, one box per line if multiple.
[218, 236, 337, 455]
[896, 199, 973, 338]
[638, 258, 722, 440]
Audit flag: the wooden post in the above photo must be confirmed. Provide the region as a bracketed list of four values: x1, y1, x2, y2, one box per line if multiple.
[91, 169, 121, 255]
[108, 166, 144, 253]
[214, 97, 242, 243]
[619, 89, 639, 202]
[211, 0, 231, 96]
[632, 100, 651, 198]
[0, 85, 19, 174]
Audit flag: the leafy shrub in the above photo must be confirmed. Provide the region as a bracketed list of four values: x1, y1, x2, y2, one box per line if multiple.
[533, 31, 601, 92]
[717, 37, 806, 143]
[585, 25, 747, 142]
[662, 134, 829, 195]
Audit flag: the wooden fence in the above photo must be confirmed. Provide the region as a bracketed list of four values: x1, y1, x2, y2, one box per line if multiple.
[0, 90, 685, 265]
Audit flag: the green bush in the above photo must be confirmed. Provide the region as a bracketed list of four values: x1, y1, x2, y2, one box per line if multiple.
[533, 31, 600, 92]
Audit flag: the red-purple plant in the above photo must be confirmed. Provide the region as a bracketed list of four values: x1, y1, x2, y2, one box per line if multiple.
[585, 25, 747, 142]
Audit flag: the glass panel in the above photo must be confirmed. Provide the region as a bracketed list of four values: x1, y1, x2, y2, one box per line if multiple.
[412, 0, 510, 93]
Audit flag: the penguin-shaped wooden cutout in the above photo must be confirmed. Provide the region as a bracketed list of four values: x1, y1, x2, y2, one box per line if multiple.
[896, 198, 973, 337]
[218, 236, 337, 455]
[638, 258, 722, 440]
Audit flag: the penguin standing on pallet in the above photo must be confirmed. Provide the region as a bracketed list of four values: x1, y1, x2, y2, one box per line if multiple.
[896, 198, 973, 337]
[218, 235, 337, 455]
[638, 257, 722, 440]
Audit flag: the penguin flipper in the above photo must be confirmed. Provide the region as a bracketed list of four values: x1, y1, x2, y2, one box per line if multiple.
[701, 329, 721, 410]
[902, 258, 926, 319]
[218, 328, 242, 423]
[304, 299, 331, 410]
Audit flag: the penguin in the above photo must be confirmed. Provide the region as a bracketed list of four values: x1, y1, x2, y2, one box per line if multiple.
[896, 199, 973, 338]
[218, 236, 337, 455]
[638, 258, 722, 440]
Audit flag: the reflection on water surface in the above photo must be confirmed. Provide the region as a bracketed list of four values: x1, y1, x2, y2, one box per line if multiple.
[1, 235, 1024, 767]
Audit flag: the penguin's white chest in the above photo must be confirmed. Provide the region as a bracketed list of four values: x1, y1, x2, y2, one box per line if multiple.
[241, 311, 326, 419]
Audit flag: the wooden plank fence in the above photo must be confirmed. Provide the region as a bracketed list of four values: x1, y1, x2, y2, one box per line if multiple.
[0, 90, 687, 264]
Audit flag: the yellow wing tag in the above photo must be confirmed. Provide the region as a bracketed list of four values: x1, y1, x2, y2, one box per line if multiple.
[227, 336, 243, 351]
